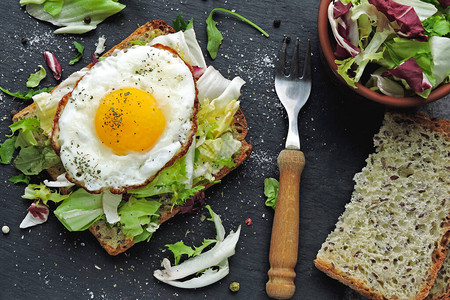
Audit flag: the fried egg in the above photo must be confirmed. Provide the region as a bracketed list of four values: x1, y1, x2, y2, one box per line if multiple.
[51, 45, 197, 193]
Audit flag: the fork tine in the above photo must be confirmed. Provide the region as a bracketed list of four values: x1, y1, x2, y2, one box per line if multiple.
[276, 35, 289, 76]
[301, 40, 312, 80]
[289, 38, 300, 78]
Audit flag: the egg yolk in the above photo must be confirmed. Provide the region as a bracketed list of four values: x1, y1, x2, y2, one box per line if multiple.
[95, 88, 166, 155]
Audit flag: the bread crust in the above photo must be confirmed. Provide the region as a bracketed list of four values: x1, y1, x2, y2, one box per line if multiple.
[314, 111, 450, 300]
[13, 20, 252, 255]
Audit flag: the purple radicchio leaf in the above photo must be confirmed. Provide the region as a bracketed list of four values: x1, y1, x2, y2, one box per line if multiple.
[438, 0, 449, 8]
[192, 66, 205, 80]
[328, 1, 360, 59]
[382, 57, 432, 94]
[368, 0, 428, 41]
[180, 191, 206, 214]
[333, 0, 352, 19]
[19, 200, 49, 229]
[43, 51, 62, 80]
[91, 53, 99, 65]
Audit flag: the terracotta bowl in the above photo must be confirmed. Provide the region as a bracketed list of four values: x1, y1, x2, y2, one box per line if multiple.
[318, 0, 450, 107]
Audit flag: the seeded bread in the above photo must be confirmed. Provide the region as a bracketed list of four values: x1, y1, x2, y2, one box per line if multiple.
[314, 112, 450, 300]
[12, 20, 252, 256]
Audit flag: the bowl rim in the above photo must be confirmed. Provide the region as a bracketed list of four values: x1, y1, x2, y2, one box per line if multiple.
[317, 0, 450, 107]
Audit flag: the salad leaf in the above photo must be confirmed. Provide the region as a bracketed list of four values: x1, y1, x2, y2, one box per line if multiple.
[8, 118, 40, 136]
[69, 41, 84, 65]
[118, 197, 161, 238]
[154, 205, 241, 288]
[172, 13, 193, 32]
[9, 173, 31, 184]
[368, 0, 428, 41]
[20, 200, 50, 229]
[264, 178, 279, 210]
[422, 15, 450, 37]
[23, 0, 126, 34]
[166, 240, 196, 265]
[14, 143, 61, 175]
[393, 0, 438, 21]
[26, 65, 47, 88]
[206, 8, 269, 59]
[430, 36, 450, 85]
[128, 40, 146, 46]
[0, 86, 53, 100]
[22, 183, 70, 204]
[43, 0, 63, 16]
[0, 136, 17, 164]
[382, 57, 432, 95]
[54, 188, 104, 231]
[102, 190, 122, 224]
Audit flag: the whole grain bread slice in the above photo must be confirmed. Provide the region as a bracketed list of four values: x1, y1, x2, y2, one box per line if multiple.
[314, 112, 449, 300]
[13, 20, 252, 256]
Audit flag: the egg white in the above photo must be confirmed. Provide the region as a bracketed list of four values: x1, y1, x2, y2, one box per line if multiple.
[55, 45, 196, 192]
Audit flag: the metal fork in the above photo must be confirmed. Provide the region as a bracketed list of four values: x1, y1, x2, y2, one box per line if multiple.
[266, 36, 311, 300]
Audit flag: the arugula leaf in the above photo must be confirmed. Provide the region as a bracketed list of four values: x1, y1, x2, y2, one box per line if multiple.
[0, 86, 53, 100]
[128, 40, 146, 46]
[264, 178, 279, 210]
[172, 13, 193, 32]
[9, 173, 31, 184]
[69, 41, 84, 65]
[26, 65, 47, 88]
[206, 8, 269, 59]
[0, 136, 17, 164]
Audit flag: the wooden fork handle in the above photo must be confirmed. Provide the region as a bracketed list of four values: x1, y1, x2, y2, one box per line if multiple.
[266, 149, 305, 299]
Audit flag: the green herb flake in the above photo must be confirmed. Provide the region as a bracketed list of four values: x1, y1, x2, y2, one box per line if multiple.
[26, 65, 47, 88]
[69, 41, 85, 65]
[206, 8, 269, 59]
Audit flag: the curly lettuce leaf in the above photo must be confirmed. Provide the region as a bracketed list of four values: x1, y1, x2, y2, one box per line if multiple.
[22, 183, 70, 204]
[0, 136, 17, 164]
[54, 188, 104, 231]
[14, 142, 60, 175]
[9, 173, 31, 184]
[24, 0, 126, 34]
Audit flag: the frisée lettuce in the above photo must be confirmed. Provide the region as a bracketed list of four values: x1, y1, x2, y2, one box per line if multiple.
[329, 0, 450, 98]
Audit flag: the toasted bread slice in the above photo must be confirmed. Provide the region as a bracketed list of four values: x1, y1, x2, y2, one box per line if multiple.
[13, 20, 252, 256]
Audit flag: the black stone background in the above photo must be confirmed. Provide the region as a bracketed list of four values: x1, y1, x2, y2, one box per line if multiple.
[0, 0, 448, 299]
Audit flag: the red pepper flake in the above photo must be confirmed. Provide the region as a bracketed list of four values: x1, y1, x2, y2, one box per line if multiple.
[245, 218, 252, 226]
[43, 51, 62, 80]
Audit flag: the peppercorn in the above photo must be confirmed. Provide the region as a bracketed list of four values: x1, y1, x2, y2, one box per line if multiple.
[229, 281, 240, 292]
[84, 16, 91, 24]
[21, 37, 28, 46]
[273, 19, 281, 28]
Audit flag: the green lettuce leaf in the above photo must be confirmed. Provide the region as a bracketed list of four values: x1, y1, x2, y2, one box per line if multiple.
[26, 65, 47, 88]
[14, 143, 60, 175]
[166, 240, 196, 265]
[22, 183, 70, 204]
[24, 0, 126, 34]
[9, 173, 31, 184]
[0, 136, 17, 164]
[118, 197, 161, 238]
[172, 13, 193, 32]
[54, 188, 104, 231]
[8, 118, 40, 137]
[264, 178, 279, 210]
[423, 15, 450, 37]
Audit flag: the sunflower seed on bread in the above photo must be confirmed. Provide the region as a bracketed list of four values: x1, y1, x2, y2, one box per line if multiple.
[315, 112, 449, 300]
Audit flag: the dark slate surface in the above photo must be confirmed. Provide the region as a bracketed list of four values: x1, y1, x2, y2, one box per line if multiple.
[0, 1, 448, 300]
